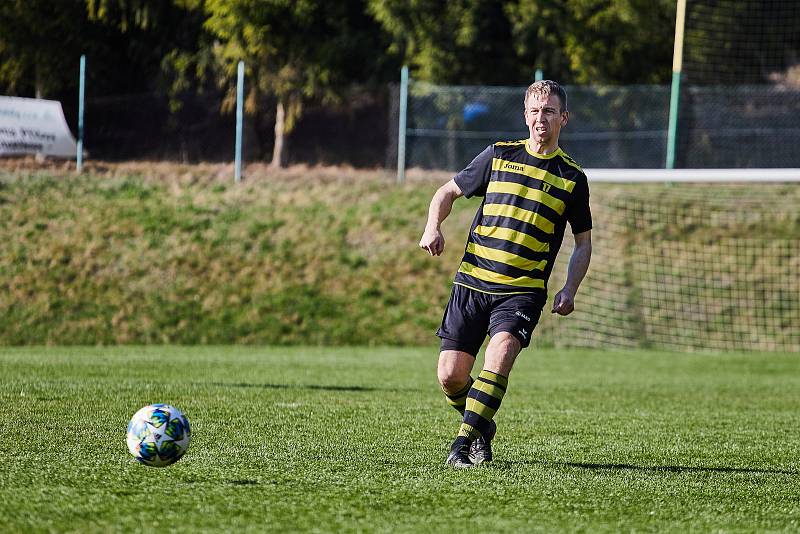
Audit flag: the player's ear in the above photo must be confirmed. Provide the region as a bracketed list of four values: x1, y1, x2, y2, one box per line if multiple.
[560, 110, 569, 126]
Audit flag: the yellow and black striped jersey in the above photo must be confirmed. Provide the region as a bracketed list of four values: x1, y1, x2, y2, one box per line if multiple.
[453, 140, 592, 295]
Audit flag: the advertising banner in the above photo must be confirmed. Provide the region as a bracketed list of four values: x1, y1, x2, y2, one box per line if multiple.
[0, 96, 77, 158]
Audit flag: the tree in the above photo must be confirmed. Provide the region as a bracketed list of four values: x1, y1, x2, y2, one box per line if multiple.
[506, 0, 674, 85]
[682, 0, 800, 85]
[370, 0, 674, 86]
[204, 0, 390, 168]
[85, 0, 212, 97]
[0, 1, 88, 97]
[0, 0, 210, 99]
[368, 0, 526, 84]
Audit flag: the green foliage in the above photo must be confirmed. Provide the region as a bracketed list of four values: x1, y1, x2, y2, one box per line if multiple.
[683, 1, 800, 84]
[0, 0, 680, 104]
[371, 0, 675, 84]
[368, 0, 519, 84]
[2, 346, 800, 532]
[84, 0, 213, 99]
[507, 0, 675, 85]
[564, 0, 675, 84]
[87, 0, 188, 32]
[0, 1, 88, 96]
[0, 0, 212, 99]
[203, 0, 390, 127]
[0, 0, 685, 138]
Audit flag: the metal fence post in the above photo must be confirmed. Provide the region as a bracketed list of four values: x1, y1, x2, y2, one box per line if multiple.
[666, 0, 686, 169]
[396, 65, 408, 184]
[235, 61, 245, 183]
[77, 54, 86, 172]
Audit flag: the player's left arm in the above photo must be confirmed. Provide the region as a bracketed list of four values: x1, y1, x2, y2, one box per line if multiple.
[551, 230, 592, 316]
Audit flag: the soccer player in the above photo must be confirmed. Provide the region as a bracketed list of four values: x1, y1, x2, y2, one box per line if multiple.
[419, 80, 592, 468]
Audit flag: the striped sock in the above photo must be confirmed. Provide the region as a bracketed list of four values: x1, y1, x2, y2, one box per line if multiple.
[442, 377, 473, 414]
[458, 369, 508, 440]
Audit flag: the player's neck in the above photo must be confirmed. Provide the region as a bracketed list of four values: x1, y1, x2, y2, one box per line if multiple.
[526, 138, 559, 156]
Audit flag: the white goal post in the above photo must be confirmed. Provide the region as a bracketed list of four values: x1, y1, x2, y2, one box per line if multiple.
[587, 168, 800, 183]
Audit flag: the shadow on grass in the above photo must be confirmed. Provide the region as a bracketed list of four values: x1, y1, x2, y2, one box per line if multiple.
[495, 460, 799, 476]
[209, 382, 417, 393]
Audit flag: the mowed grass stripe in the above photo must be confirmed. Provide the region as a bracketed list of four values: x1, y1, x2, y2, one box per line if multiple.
[1, 345, 800, 532]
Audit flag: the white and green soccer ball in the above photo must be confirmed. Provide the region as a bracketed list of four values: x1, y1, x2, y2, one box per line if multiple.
[126, 404, 191, 467]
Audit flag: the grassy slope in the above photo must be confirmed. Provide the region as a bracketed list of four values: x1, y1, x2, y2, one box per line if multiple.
[0, 164, 470, 345]
[2, 163, 799, 349]
[1, 346, 800, 532]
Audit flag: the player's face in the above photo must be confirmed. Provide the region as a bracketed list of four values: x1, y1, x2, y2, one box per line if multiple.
[524, 93, 568, 148]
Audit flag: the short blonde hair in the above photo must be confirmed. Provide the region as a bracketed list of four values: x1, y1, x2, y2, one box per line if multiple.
[524, 80, 567, 112]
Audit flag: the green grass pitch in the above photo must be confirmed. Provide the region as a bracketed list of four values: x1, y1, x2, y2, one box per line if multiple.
[2, 346, 800, 532]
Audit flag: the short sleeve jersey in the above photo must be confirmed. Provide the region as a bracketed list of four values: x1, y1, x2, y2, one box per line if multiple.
[452, 140, 592, 295]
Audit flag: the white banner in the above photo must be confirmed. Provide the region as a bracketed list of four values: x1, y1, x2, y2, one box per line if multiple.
[0, 96, 78, 158]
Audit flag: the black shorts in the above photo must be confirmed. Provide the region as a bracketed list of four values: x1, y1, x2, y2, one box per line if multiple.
[436, 283, 545, 356]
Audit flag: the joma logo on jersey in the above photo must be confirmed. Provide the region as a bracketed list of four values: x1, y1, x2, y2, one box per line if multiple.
[503, 162, 525, 172]
[515, 311, 531, 321]
[541, 183, 552, 193]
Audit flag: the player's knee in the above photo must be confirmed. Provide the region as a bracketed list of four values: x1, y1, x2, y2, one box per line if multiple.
[488, 332, 521, 357]
[484, 333, 521, 375]
[437, 366, 469, 393]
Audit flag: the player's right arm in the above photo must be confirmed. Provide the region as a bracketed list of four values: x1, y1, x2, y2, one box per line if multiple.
[419, 179, 463, 256]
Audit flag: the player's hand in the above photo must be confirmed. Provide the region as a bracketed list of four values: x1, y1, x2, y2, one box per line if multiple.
[551, 289, 575, 315]
[419, 227, 445, 256]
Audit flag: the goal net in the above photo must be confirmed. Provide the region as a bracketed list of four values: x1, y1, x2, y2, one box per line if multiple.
[534, 170, 800, 352]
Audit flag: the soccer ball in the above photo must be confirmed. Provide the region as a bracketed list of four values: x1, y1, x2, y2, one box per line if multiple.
[126, 404, 191, 467]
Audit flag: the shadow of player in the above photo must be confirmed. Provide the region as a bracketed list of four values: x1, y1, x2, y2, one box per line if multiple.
[492, 459, 799, 476]
[208, 382, 418, 393]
